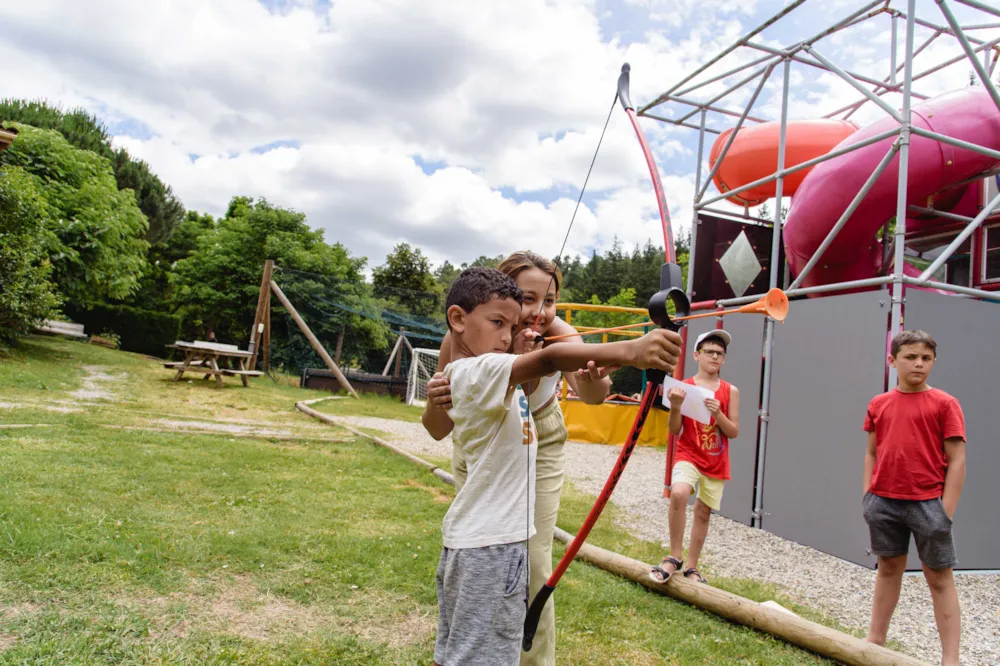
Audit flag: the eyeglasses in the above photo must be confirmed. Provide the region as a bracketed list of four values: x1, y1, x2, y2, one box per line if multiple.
[699, 350, 726, 359]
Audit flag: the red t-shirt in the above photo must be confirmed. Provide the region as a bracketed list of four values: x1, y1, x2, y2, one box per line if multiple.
[675, 377, 732, 480]
[863, 387, 966, 500]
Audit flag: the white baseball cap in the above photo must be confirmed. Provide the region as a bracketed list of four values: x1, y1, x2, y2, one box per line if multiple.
[695, 329, 731, 350]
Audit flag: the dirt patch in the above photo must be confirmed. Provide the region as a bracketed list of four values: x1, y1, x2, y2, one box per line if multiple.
[123, 576, 433, 648]
[400, 478, 452, 504]
[0, 633, 15, 651]
[70, 365, 120, 401]
[0, 603, 39, 620]
[337, 589, 435, 649]
[0, 401, 80, 413]
[150, 419, 294, 438]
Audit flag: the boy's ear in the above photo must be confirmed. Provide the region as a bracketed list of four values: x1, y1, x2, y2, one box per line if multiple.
[447, 305, 467, 333]
[887, 354, 896, 368]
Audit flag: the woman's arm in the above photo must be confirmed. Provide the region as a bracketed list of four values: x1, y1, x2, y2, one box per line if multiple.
[544, 317, 614, 405]
[421, 331, 456, 441]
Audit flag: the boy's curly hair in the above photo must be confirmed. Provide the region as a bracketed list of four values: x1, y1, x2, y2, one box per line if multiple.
[445, 267, 523, 328]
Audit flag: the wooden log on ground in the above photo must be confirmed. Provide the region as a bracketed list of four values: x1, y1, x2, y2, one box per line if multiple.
[295, 401, 442, 472]
[271, 280, 359, 399]
[549, 527, 929, 666]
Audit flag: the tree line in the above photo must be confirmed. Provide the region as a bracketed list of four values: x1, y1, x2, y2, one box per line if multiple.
[0, 98, 689, 386]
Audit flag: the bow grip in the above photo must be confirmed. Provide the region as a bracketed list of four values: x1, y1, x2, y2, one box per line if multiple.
[647, 263, 689, 332]
[645, 263, 689, 395]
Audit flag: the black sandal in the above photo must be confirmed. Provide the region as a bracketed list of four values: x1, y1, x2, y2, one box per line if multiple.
[683, 567, 707, 584]
[649, 556, 683, 583]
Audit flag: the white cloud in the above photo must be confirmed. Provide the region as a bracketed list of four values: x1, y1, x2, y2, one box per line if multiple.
[2, 0, 997, 277]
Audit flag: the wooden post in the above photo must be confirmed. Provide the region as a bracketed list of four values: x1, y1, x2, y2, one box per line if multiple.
[249, 260, 274, 370]
[393, 328, 406, 377]
[262, 288, 271, 374]
[381, 336, 403, 376]
[270, 280, 360, 399]
[400, 335, 415, 354]
[334, 327, 344, 365]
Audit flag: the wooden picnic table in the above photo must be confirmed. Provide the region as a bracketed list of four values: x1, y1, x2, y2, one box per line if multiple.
[164, 341, 263, 388]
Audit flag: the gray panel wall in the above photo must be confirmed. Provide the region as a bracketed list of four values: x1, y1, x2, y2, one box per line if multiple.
[762, 290, 889, 568]
[682, 316, 764, 526]
[901, 290, 1000, 571]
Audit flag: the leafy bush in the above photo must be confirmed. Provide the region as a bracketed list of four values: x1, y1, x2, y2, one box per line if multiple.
[0, 166, 61, 344]
[64, 304, 181, 358]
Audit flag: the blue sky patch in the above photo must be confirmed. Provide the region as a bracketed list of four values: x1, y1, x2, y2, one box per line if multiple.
[250, 139, 301, 154]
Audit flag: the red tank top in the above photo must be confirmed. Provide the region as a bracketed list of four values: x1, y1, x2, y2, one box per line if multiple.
[675, 377, 732, 480]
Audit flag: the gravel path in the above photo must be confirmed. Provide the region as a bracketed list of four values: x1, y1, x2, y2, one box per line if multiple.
[329, 413, 999, 666]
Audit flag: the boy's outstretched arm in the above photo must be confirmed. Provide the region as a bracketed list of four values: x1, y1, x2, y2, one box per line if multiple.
[862, 431, 877, 493]
[941, 437, 966, 519]
[509, 329, 682, 389]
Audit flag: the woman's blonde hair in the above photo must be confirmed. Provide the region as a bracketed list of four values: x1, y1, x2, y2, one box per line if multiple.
[496, 250, 562, 294]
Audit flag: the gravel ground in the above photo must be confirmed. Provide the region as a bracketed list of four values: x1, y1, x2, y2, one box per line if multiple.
[329, 413, 1000, 666]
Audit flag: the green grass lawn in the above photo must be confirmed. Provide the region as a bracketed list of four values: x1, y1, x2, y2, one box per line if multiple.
[0, 335, 843, 664]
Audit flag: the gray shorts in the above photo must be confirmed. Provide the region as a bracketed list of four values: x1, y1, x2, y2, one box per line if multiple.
[862, 491, 957, 570]
[434, 542, 528, 666]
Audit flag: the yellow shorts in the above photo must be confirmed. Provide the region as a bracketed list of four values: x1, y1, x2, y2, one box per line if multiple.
[671, 461, 725, 511]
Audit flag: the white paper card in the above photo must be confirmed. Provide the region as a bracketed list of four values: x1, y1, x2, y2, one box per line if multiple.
[661, 376, 715, 425]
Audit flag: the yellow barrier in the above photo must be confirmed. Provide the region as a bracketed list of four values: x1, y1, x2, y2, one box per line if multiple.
[553, 302, 664, 447]
[559, 399, 670, 447]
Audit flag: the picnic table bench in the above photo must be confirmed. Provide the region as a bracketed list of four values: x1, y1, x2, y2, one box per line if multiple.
[165, 340, 263, 387]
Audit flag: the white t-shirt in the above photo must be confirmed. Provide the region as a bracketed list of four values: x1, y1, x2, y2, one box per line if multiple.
[442, 353, 537, 549]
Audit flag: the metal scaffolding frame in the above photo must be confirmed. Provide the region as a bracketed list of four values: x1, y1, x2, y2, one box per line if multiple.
[637, 0, 1000, 526]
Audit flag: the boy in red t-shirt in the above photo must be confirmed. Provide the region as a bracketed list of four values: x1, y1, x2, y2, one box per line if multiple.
[862, 330, 966, 666]
[649, 330, 740, 585]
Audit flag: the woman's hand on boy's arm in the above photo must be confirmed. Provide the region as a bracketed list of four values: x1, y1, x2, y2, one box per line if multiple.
[421, 372, 455, 440]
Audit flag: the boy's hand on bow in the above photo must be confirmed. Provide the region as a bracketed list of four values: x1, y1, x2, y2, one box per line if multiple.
[629, 329, 682, 372]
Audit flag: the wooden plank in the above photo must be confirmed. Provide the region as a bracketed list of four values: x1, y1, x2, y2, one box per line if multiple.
[163, 360, 208, 369]
[174, 342, 252, 357]
[207, 356, 224, 388]
[219, 369, 264, 377]
[271, 280, 359, 399]
[192, 341, 241, 352]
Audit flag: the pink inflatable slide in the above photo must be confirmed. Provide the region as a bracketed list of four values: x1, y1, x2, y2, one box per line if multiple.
[782, 87, 1000, 292]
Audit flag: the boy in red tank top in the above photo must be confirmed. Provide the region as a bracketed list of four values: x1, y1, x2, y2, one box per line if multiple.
[862, 330, 966, 666]
[649, 330, 739, 585]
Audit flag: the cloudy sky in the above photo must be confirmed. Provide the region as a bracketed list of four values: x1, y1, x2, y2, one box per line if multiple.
[1, 0, 996, 272]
